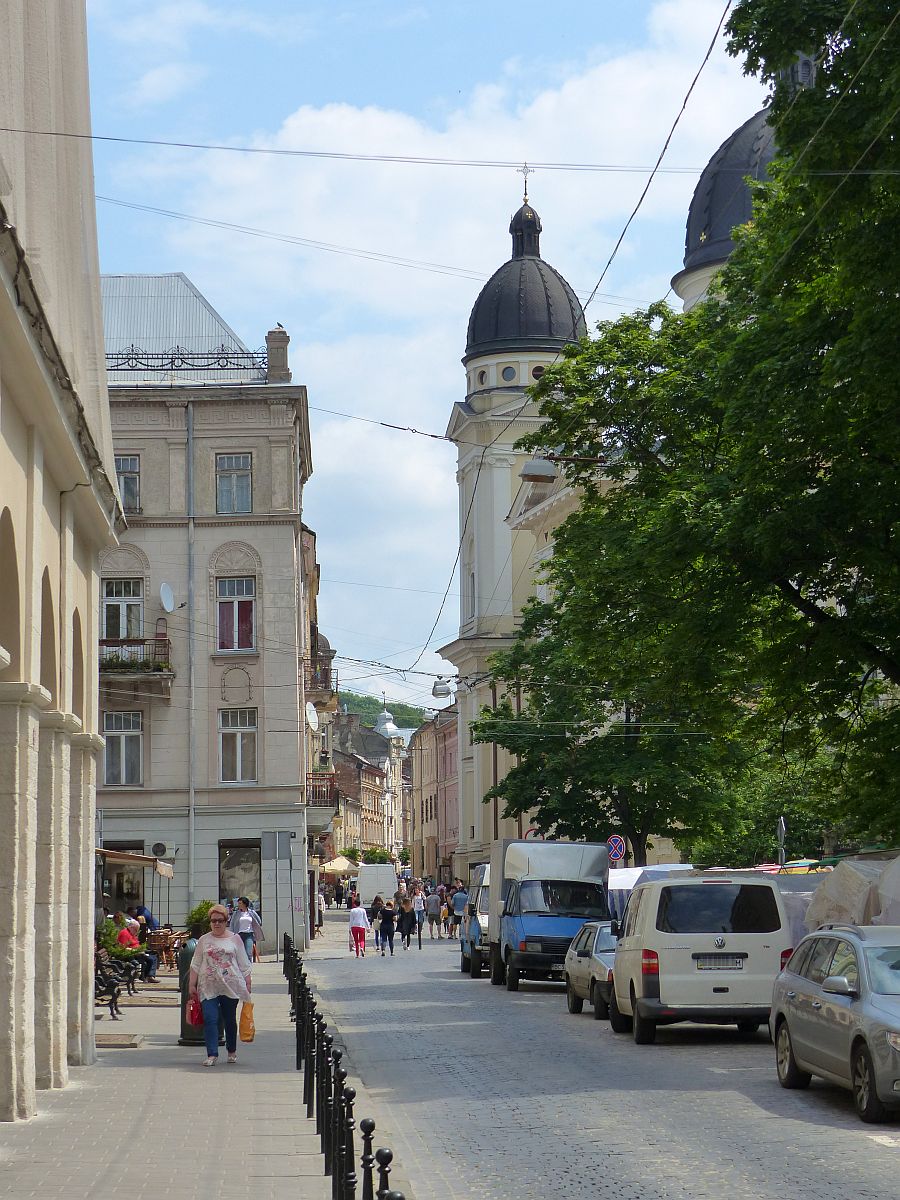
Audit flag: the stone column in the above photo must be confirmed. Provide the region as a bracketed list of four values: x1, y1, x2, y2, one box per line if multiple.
[67, 732, 101, 1067]
[35, 709, 69, 1089]
[0, 683, 45, 1121]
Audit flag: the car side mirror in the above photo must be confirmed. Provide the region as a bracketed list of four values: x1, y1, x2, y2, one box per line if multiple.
[576, 949, 590, 959]
[822, 974, 857, 997]
[609, 919, 620, 938]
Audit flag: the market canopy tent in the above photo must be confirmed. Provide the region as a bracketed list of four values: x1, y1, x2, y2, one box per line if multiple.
[319, 856, 355, 874]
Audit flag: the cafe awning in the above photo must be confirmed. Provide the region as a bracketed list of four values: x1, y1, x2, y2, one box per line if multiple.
[95, 847, 175, 879]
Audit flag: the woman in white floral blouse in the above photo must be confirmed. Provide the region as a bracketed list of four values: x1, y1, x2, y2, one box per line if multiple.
[188, 904, 251, 1066]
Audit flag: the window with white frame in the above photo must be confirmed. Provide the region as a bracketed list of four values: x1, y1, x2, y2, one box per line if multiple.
[216, 453, 252, 514]
[115, 456, 141, 513]
[219, 708, 257, 783]
[103, 711, 143, 785]
[102, 579, 143, 640]
[216, 577, 256, 650]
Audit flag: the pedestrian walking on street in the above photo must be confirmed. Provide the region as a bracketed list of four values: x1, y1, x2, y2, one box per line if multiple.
[368, 895, 384, 952]
[334, 881, 344, 908]
[426, 889, 443, 938]
[412, 886, 425, 948]
[229, 896, 264, 960]
[378, 900, 397, 956]
[451, 885, 469, 939]
[397, 898, 416, 950]
[348, 898, 371, 958]
[188, 903, 252, 1066]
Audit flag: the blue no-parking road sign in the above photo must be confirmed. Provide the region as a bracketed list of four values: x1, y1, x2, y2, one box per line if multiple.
[607, 835, 626, 862]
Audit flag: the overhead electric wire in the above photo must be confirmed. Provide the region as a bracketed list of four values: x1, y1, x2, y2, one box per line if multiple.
[3, 122, 895, 175]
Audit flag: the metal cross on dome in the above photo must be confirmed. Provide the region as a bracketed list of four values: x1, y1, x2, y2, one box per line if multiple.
[517, 162, 533, 204]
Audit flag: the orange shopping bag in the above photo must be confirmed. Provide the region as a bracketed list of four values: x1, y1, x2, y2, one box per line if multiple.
[239, 1000, 255, 1043]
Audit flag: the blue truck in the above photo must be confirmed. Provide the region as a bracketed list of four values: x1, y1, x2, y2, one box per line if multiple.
[487, 839, 610, 991]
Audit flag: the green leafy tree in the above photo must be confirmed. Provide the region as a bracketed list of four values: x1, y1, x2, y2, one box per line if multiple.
[340, 846, 360, 863]
[186, 900, 216, 934]
[492, 2, 900, 846]
[361, 848, 393, 864]
[398, 848, 411, 866]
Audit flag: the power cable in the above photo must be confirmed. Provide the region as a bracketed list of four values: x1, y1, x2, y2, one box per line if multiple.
[3, 122, 895, 174]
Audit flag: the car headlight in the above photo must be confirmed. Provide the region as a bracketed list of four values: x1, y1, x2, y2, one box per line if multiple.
[887, 1032, 900, 1052]
[525, 941, 542, 953]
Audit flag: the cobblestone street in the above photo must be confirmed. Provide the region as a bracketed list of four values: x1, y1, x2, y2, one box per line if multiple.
[307, 910, 900, 1200]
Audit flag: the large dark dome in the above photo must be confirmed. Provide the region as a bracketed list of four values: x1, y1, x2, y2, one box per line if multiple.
[465, 203, 586, 363]
[683, 109, 777, 273]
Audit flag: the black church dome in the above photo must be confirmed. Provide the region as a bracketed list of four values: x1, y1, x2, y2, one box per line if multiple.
[683, 109, 777, 273]
[465, 203, 586, 364]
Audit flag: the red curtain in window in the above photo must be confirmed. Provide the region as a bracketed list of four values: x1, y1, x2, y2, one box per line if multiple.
[218, 601, 234, 650]
[237, 600, 253, 649]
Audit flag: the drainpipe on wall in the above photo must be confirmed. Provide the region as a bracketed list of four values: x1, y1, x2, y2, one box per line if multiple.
[186, 401, 196, 909]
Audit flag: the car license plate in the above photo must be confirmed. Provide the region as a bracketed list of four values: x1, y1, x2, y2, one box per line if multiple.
[696, 954, 743, 970]
[552, 962, 566, 972]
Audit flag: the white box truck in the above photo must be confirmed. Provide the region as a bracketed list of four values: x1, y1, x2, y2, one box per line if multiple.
[356, 863, 398, 907]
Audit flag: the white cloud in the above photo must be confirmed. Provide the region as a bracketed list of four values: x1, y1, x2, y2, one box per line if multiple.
[127, 63, 204, 108]
[89, 1, 297, 49]
[103, 0, 769, 702]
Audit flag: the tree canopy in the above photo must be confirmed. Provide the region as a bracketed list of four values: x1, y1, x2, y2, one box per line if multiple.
[472, 1, 900, 858]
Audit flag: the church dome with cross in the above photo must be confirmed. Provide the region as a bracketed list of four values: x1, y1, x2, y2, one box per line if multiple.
[464, 189, 586, 365]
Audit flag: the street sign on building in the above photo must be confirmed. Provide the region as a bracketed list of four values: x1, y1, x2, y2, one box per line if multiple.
[607, 834, 626, 862]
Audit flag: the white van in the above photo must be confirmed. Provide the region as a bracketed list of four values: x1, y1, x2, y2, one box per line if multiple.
[356, 864, 398, 908]
[612, 874, 794, 1044]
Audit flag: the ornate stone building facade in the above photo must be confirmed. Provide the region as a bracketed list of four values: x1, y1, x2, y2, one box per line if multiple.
[96, 275, 336, 944]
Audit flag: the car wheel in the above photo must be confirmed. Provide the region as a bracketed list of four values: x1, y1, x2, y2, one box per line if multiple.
[470, 948, 483, 978]
[505, 963, 520, 992]
[608, 985, 632, 1034]
[590, 981, 608, 1021]
[852, 1042, 889, 1123]
[566, 978, 584, 1014]
[774, 1021, 811, 1089]
[737, 1020, 761, 1035]
[631, 989, 656, 1045]
[460, 948, 470, 973]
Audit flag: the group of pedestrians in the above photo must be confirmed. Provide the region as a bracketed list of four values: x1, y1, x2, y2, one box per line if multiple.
[347, 879, 468, 958]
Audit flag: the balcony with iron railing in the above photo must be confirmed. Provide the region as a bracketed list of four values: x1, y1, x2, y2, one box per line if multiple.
[306, 771, 337, 807]
[99, 638, 174, 698]
[303, 658, 339, 710]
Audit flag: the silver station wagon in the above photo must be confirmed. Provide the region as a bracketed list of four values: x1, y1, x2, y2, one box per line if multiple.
[770, 923, 900, 1122]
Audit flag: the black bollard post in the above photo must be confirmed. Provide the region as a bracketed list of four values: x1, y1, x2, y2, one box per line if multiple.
[303, 1002, 317, 1118]
[300, 974, 307, 1070]
[331, 1063, 347, 1200]
[342, 1086, 357, 1200]
[298, 972, 309, 1060]
[375, 1147, 393, 1200]
[320, 1035, 334, 1155]
[315, 1017, 328, 1135]
[359, 1118, 376, 1200]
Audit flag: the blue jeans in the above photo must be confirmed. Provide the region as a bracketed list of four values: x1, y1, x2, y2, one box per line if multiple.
[201, 996, 238, 1057]
[238, 932, 254, 958]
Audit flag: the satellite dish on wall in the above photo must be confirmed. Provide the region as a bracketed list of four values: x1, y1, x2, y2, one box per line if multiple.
[159, 582, 175, 613]
[305, 702, 320, 732]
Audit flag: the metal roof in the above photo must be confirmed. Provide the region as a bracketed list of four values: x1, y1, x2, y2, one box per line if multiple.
[101, 273, 266, 384]
[465, 205, 586, 363]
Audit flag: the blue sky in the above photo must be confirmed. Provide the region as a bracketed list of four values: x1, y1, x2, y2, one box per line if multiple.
[85, 0, 767, 708]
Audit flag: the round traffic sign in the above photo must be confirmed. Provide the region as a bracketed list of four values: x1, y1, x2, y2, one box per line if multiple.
[607, 835, 626, 861]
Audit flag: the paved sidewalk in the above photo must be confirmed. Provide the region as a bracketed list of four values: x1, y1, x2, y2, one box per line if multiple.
[0, 961, 328, 1200]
